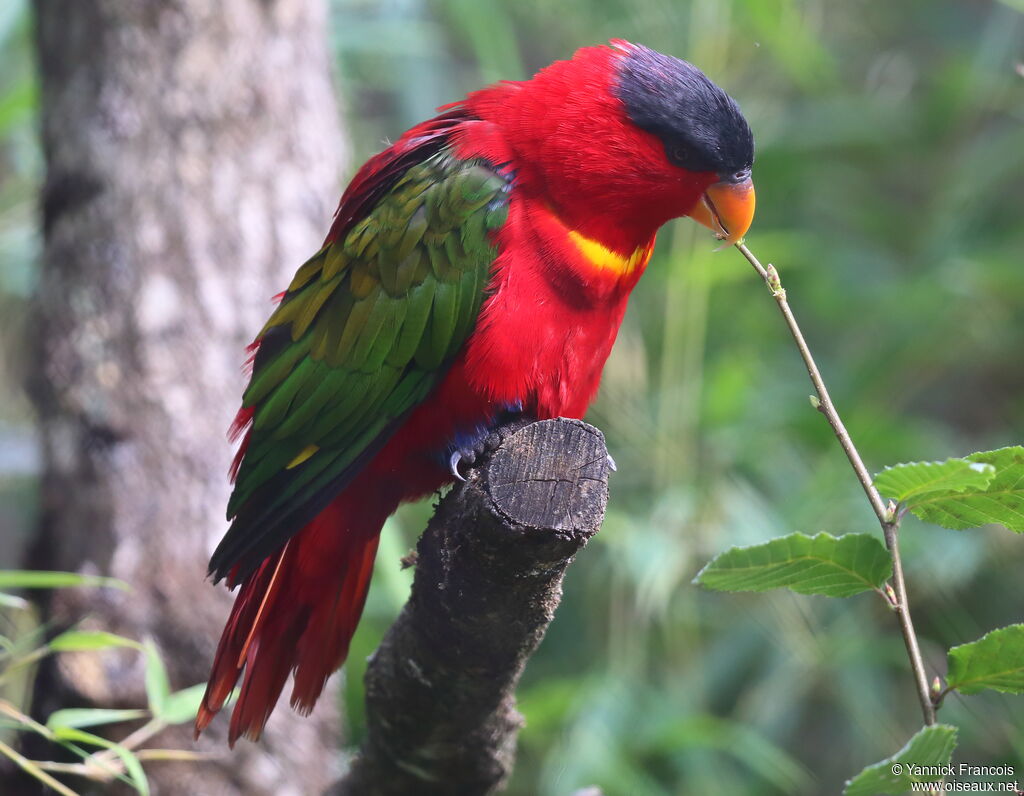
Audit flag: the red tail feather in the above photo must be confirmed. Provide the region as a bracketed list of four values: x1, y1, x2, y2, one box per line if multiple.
[196, 492, 388, 744]
[227, 407, 255, 483]
[228, 405, 254, 443]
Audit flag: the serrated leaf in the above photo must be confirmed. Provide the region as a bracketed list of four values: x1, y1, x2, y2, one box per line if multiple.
[159, 684, 208, 725]
[143, 639, 170, 718]
[946, 624, 1024, 696]
[874, 459, 995, 504]
[0, 571, 129, 590]
[844, 725, 958, 796]
[50, 630, 141, 652]
[907, 446, 1024, 532]
[694, 532, 892, 598]
[46, 708, 147, 730]
[52, 726, 150, 795]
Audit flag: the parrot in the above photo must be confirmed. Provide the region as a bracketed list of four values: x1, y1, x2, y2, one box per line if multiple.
[195, 40, 755, 744]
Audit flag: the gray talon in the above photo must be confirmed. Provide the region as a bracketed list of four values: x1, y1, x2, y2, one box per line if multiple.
[449, 450, 466, 482]
[606, 453, 617, 472]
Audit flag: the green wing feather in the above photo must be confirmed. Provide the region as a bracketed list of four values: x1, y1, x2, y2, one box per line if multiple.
[210, 149, 510, 579]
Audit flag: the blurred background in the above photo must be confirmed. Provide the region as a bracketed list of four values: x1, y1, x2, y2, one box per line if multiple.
[2, 0, 1022, 793]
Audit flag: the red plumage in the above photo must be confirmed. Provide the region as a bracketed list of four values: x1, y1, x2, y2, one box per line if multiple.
[198, 41, 754, 743]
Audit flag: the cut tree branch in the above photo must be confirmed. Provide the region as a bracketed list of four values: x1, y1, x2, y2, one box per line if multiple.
[333, 418, 610, 796]
[734, 241, 936, 726]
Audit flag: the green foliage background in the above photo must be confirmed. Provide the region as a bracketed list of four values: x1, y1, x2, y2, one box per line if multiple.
[1, 0, 1022, 793]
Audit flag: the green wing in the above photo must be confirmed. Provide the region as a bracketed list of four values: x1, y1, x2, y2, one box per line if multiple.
[210, 149, 510, 580]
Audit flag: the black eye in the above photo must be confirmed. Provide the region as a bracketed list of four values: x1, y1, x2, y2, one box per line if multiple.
[666, 142, 694, 169]
[664, 140, 711, 172]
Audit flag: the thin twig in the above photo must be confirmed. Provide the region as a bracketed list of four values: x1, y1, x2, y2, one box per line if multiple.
[33, 760, 94, 776]
[34, 743, 211, 784]
[29, 740, 217, 789]
[135, 748, 219, 762]
[86, 717, 165, 769]
[735, 241, 936, 726]
[29, 754, 124, 785]
[0, 738, 81, 796]
[0, 698, 55, 739]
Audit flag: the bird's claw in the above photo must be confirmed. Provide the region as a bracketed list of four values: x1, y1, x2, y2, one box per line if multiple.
[449, 450, 467, 482]
[448, 413, 531, 484]
[607, 453, 617, 472]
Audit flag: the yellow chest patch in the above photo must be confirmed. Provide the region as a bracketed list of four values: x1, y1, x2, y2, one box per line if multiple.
[567, 229, 653, 276]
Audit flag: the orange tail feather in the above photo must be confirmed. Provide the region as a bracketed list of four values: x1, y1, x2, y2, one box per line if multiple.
[195, 493, 387, 744]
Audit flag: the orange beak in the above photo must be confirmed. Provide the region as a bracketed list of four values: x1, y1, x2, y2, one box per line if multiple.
[687, 173, 756, 248]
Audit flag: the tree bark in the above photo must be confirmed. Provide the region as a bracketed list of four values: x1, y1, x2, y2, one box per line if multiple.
[25, 1, 345, 793]
[334, 418, 610, 796]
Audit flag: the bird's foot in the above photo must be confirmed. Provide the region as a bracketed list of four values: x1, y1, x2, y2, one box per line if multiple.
[448, 412, 533, 482]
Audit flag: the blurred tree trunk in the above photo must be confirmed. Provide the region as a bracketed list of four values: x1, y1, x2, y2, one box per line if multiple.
[24, 1, 346, 793]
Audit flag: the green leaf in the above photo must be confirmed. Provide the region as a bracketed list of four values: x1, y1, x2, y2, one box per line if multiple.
[159, 684, 207, 725]
[0, 570, 129, 590]
[844, 725, 958, 796]
[52, 726, 150, 795]
[946, 624, 1024, 696]
[906, 446, 1024, 532]
[694, 532, 892, 598]
[46, 708, 148, 730]
[49, 630, 141, 652]
[874, 459, 995, 504]
[143, 639, 170, 718]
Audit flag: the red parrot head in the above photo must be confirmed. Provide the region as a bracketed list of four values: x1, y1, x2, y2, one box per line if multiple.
[466, 40, 755, 252]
